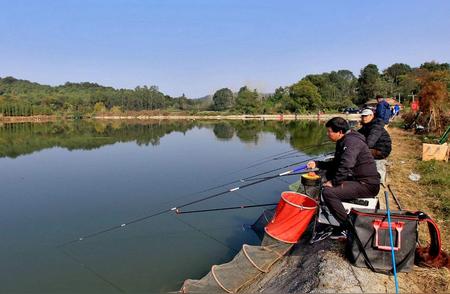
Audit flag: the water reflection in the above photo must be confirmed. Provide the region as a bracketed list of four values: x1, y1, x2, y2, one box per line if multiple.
[0, 119, 332, 158]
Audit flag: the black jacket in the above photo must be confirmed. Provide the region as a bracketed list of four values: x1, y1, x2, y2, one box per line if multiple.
[358, 118, 392, 159]
[317, 131, 380, 186]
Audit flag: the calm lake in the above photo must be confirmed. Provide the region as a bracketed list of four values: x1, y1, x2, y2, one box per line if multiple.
[0, 119, 333, 293]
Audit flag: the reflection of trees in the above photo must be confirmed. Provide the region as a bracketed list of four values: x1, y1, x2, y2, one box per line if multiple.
[233, 121, 261, 143]
[0, 120, 334, 158]
[0, 120, 198, 158]
[213, 123, 235, 140]
[287, 121, 333, 155]
[209, 120, 332, 155]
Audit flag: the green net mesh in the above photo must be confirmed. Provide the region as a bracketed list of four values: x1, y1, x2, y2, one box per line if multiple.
[181, 234, 293, 293]
[181, 182, 318, 293]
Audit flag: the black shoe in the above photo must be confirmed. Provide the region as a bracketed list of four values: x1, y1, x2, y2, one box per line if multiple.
[310, 226, 333, 244]
[329, 229, 347, 240]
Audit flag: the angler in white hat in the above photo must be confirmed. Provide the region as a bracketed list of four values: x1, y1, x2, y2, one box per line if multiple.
[358, 108, 392, 184]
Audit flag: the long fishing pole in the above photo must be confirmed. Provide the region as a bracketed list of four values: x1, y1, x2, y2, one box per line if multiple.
[242, 152, 333, 181]
[59, 167, 318, 247]
[169, 168, 318, 212]
[175, 203, 277, 214]
[225, 142, 332, 174]
[169, 152, 333, 203]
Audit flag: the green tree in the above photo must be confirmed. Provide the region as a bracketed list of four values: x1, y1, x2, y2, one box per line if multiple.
[357, 64, 383, 104]
[384, 63, 412, 85]
[212, 88, 234, 111]
[289, 80, 322, 111]
[420, 61, 450, 72]
[303, 70, 356, 110]
[235, 86, 259, 114]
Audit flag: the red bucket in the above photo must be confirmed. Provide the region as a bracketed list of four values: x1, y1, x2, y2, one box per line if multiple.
[265, 191, 317, 243]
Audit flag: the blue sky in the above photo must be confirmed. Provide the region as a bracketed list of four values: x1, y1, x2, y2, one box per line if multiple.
[1, 0, 449, 97]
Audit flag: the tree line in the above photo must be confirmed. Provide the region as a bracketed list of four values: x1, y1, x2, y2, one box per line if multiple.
[0, 61, 448, 116]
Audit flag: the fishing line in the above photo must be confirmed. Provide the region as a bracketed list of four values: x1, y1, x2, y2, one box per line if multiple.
[276, 176, 292, 185]
[224, 150, 299, 174]
[225, 142, 332, 175]
[60, 249, 126, 293]
[173, 215, 240, 253]
[272, 142, 333, 160]
[234, 190, 257, 205]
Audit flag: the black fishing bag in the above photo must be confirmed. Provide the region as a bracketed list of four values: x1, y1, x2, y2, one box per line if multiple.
[346, 208, 419, 273]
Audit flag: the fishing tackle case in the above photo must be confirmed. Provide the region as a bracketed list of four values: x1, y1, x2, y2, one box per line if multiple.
[346, 208, 419, 273]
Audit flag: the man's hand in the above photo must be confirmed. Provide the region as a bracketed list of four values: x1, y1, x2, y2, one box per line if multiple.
[307, 161, 316, 169]
[323, 180, 333, 187]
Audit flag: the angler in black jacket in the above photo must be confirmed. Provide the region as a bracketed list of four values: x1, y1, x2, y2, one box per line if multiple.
[308, 117, 380, 226]
[358, 108, 392, 159]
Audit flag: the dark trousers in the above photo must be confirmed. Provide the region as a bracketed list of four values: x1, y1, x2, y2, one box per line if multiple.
[322, 181, 380, 225]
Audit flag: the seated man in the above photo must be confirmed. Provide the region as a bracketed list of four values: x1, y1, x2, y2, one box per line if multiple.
[308, 117, 380, 236]
[359, 108, 392, 159]
[358, 108, 392, 184]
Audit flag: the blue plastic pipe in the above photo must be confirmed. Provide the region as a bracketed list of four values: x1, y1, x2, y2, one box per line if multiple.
[385, 191, 399, 294]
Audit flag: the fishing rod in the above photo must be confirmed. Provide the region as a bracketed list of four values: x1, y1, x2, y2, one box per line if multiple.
[165, 151, 333, 206]
[175, 203, 278, 214]
[224, 142, 332, 175]
[168, 168, 319, 213]
[272, 142, 333, 161]
[59, 167, 318, 247]
[242, 152, 333, 181]
[387, 184, 402, 210]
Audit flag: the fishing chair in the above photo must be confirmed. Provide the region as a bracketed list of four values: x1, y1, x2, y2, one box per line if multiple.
[310, 187, 379, 243]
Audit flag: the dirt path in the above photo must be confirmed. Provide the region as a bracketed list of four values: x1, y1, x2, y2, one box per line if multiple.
[381, 127, 449, 293]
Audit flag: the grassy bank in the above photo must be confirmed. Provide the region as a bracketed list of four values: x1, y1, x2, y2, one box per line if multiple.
[417, 160, 450, 224]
